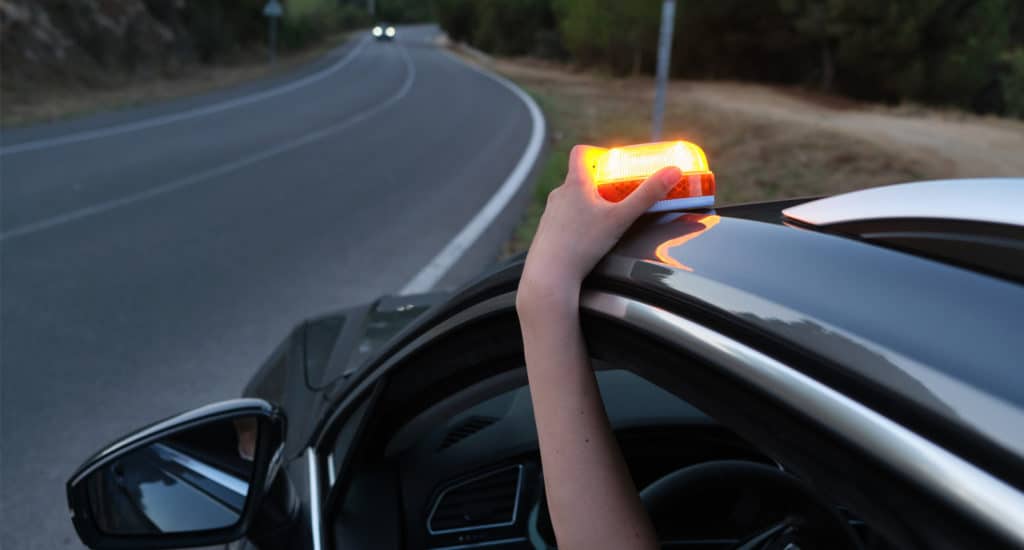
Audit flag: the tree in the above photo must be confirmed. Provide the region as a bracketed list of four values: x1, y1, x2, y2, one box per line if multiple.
[553, 0, 661, 74]
[435, 0, 477, 43]
[777, 0, 847, 90]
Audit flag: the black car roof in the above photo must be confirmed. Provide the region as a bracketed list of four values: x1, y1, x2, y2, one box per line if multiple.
[599, 197, 1024, 470]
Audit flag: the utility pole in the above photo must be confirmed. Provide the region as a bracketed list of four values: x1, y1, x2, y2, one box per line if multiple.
[263, 0, 283, 63]
[368, 0, 375, 17]
[652, 0, 676, 140]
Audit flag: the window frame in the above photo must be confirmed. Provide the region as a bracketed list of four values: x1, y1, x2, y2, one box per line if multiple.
[315, 289, 1024, 549]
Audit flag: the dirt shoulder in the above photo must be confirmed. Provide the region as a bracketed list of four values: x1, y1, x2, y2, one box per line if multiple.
[1, 33, 352, 128]
[681, 81, 1024, 178]
[477, 55, 1024, 253]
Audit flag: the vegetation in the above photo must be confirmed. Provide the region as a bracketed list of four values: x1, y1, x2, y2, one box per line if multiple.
[436, 0, 1024, 117]
[180, 1, 374, 58]
[280, 2, 371, 50]
[494, 59, 951, 254]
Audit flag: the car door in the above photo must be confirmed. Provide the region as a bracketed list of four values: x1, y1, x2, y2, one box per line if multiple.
[309, 288, 1023, 549]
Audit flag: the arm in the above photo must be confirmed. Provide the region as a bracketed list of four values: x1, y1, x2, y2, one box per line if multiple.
[516, 145, 682, 550]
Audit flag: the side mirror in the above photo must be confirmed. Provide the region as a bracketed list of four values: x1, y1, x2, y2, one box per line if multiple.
[67, 399, 285, 549]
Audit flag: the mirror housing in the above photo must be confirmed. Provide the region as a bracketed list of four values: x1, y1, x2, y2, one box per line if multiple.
[67, 399, 285, 549]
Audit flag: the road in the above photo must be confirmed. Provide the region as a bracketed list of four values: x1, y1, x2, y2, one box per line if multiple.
[0, 25, 542, 549]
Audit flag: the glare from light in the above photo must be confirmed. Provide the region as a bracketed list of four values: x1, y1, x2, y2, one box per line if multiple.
[591, 140, 715, 203]
[385, 26, 396, 37]
[595, 141, 709, 184]
[372, 26, 383, 37]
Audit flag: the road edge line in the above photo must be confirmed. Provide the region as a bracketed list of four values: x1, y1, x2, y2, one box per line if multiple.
[0, 37, 368, 156]
[399, 47, 546, 295]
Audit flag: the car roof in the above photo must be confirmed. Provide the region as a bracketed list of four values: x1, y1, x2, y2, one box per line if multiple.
[782, 179, 1024, 281]
[783, 178, 1024, 228]
[598, 192, 1024, 471]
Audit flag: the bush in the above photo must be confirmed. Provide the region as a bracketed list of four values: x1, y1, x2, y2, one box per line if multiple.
[377, 0, 436, 23]
[438, 0, 556, 57]
[920, 0, 1012, 111]
[181, 1, 265, 62]
[554, 0, 661, 74]
[476, 0, 554, 56]
[674, 0, 812, 82]
[280, 3, 371, 51]
[1004, 49, 1024, 117]
[436, 0, 477, 43]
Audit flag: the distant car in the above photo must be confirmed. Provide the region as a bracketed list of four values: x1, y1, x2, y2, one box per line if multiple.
[372, 23, 396, 41]
[66, 179, 1024, 549]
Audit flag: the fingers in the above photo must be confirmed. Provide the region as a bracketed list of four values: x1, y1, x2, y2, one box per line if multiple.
[567, 145, 602, 185]
[618, 166, 682, 218]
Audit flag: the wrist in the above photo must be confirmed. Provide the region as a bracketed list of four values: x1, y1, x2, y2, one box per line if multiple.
[516, 266, 581, 320]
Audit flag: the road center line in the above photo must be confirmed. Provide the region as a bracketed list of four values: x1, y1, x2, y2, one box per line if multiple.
[399, 47, 546, 294]
[0, 45, 417, 241]
[0, 37, 369, 156]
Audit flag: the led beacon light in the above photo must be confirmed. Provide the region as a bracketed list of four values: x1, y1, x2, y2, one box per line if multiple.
[592, 140, 715, 213]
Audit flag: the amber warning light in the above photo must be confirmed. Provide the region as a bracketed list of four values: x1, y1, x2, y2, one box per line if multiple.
[592, 140, 715, 213]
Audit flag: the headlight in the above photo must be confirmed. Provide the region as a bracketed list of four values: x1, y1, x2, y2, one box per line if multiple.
[372, 26, 383, 37]
[385, 26, 396, 37]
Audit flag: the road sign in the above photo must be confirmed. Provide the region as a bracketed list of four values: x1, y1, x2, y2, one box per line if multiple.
[263, 0, 283, 18]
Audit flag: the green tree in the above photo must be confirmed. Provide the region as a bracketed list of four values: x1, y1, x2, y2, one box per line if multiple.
[777, 0, 848, 90]
[475, 0, 554, 56]
[436, 0, 477, 43]
[778, 0, 1012, 108]
[667, 1, 809, 82]
[1004, 48, 1024, 116]
[920, 0, 1011, 111]
[377, 0, 435, 23]
[553, 0, 661, 74]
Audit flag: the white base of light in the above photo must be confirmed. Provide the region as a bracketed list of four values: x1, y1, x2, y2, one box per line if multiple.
[647, 195, 715, 213]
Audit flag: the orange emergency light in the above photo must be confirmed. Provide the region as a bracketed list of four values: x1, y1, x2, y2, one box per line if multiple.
[592, 140, 715, 212]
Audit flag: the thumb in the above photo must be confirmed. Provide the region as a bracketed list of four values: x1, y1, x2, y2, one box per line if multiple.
[619, 166, 682, 217]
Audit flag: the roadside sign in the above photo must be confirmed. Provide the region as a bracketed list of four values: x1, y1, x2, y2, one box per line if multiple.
[263, 0, 283, 18]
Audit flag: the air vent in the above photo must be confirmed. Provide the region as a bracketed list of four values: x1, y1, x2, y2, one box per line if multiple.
[438, 416, 498, 451]
[427, 465, 523, 534]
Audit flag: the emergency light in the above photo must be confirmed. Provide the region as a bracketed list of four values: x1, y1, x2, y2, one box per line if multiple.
[592, 140, 715, 213]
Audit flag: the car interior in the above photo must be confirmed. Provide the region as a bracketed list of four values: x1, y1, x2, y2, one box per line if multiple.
[323, 312, 903, 550]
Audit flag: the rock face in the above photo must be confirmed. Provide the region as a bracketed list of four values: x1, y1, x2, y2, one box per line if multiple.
[1, 0, 193, 92]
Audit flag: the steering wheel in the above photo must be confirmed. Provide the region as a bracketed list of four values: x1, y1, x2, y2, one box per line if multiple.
[640, 460, 862, 550]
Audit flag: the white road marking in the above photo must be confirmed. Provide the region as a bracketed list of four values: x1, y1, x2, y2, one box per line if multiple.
[399, 49, 546, 295]
[0, 37, 369, 156]
[0, 46, 416, 241]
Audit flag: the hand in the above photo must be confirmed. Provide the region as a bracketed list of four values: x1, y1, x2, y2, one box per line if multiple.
[519, 145, 682, 305]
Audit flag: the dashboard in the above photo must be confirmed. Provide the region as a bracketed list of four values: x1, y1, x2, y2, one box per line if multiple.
[387, 370, 775, 549]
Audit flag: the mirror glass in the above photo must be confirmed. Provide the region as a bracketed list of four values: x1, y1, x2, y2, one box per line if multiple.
[84, 415, 259, 535]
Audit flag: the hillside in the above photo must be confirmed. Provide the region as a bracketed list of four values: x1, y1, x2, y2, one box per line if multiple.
[1, 0, 195, 93]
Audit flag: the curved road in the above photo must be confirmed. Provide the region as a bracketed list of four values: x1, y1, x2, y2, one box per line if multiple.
[0, 25, 542, 548]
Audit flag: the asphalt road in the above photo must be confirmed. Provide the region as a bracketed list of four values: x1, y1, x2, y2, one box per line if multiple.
[0, 25, 541, 549]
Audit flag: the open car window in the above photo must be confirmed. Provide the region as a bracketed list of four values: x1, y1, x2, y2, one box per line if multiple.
[322, 303, 909, 549]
